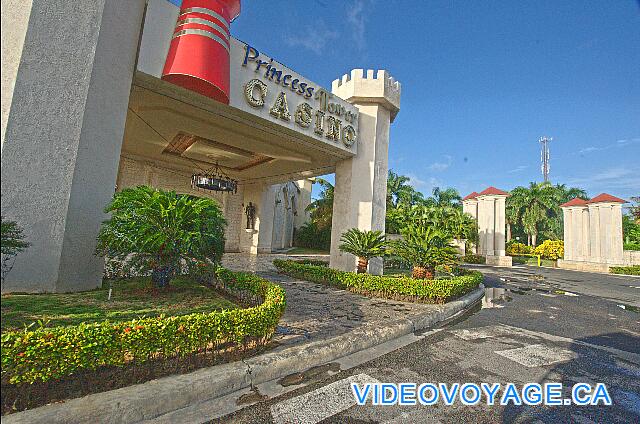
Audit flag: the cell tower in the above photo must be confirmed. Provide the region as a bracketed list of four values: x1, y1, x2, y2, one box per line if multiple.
[539, 136, 553, 182]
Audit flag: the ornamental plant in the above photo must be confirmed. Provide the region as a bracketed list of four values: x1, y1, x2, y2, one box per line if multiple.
[96, 186, 226, 288]
[533, 239, 564, 260]
[392, 225, 458, 279]
[506, 242, 532, 256]
[339, 228, 386, 273]
[1, 217, 30, 284]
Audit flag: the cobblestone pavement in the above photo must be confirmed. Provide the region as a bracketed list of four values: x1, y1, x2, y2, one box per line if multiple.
[222, 253, 440, 350]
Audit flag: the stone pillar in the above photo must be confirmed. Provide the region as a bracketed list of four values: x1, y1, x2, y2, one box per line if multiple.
[494, 196, 506, 256]
[475, 187, 511, 266]
[588, 204, 601, 263]
[581, 207, 590, 261]
[329, 69, 400, 275]
[592, 201, 623, 265]
[562, 207, 573, 261]
[571, 207, 584, 260]
[1, 0, 146, 293]
[257, 185, 277, 254]
[462, 194, 479, 254]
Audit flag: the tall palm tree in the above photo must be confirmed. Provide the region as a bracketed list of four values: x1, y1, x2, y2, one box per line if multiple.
[339, 229, 386, 273]
[387, 170, 419, 208]
[425, 187, 462, 208]
[305, 178, 334, 230]
[508, 182, 559, 246]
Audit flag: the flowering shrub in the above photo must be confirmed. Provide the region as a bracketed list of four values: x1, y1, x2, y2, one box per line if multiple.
[506, 242, 532, 256]
[533, 240, 564, 260]
[273, 259, 482, 303]
[610, 266, 640, 276]
[1, 270, 285, 384]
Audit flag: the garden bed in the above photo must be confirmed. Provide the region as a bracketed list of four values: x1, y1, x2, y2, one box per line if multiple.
[1, 269, 286, 415]
[273, 259, 482, 303]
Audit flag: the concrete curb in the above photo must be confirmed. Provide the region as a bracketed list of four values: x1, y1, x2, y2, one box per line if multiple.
[4, 285, 485, 424]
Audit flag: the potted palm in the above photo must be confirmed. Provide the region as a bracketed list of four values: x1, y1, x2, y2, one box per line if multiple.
[339, 228, 387, 274]
[392, 225, 458, 279]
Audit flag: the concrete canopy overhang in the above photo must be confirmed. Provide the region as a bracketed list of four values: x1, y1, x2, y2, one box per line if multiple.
[122, 72, 353, 186]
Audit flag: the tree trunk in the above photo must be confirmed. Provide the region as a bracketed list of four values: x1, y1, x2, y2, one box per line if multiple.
[527, 234, 531, 246]
[412, 266, 434, 279]
[151, 265, 175, 288]
[506, 224, 512, 242]
[532, 233, 537, 247]
[357, 257, 368, 274]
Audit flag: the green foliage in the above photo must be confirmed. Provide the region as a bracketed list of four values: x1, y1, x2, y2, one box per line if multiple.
[339, 229, 386, 260]
[462, 254, 486, 264]
[305, 178, 334, 230]
[95, 186, 226, 288]
[391, 226, 458, 273]
[423, 187, 462, 208]
[609, 266, 640, 276]
[533, 240, 564, 260]
[506, 242, 532, 255]
[507, 182, 587, 246]
[294, 221, 331, 251]
[1, 217, 31, 283]
[1, 269, 285, 384]
[624, 242, 640, 251]
[1, 218, 30, 256]
[273, 259, 482, 303]
[623, 214, 640, 246]
[404, 205, 477, 241]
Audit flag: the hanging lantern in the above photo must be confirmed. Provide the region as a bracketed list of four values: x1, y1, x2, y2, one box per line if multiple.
[191, 163, 238, 193]
[162, 0, 241, 103]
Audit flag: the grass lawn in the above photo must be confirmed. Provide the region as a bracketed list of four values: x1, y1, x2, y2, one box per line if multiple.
[286, 247, 330, 255]
[1, 276, 238, 331]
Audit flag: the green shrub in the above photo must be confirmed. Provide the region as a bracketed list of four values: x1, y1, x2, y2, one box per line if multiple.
[462, 254, 486, 264]
[1, 269, 285, 384]
[506, 242, 532, 255]
[294, 222, 331, 251]
[623, 242, 640, 251]
[96, 186, 226, 288]
[610, 266, 640, 276]
[1, 217, 30, 283]
[273, 259, 481, 303]
[339, 228, 386, 273]
[533, 240, 564, 260]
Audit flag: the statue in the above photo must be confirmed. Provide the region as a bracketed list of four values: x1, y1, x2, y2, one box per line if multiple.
[245, 202, 256, 230]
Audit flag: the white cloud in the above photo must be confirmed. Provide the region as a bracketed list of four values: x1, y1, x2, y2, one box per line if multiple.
[507, 165, 528, 174]
[407, 174, 443, 195]
[567, 166, 640, 191]
[347, 0, 368, 52]
[284, 19, 338, 55]
[428, 155, 452, 172]
[578, 137, 639, 155]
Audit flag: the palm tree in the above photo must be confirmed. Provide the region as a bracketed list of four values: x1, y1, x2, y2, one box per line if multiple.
[507, 182, 559, 246]
[392, 225, 458, 279]
[306, 178, 334, 230]
[339, 228, 386, 273]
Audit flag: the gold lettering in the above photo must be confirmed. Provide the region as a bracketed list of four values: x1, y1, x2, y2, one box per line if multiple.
[342, 125, 356, 147]
[244, 79, 267, 108]
[314, 110, 325, 135]
[269, 92, 291, 121]
[295, 103, 313, 128]
[326, 116, 341, 142]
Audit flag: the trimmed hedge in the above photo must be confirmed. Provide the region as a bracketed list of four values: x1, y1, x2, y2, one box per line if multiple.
[273, 259, 482, 303]
[610, 266, 640, 276]
[1, 270, 285, 384]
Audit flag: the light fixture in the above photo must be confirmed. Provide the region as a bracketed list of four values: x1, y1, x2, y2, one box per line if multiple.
[191, 162, 237, 194]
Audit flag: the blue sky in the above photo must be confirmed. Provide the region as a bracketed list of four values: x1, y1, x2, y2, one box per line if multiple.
[173, 0, 640, 199]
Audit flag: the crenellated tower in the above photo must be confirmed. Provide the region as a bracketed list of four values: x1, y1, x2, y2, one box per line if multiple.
[329, 69, 401, 274]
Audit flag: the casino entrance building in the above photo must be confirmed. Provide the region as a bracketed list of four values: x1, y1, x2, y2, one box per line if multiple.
[1, 0, 401, 292]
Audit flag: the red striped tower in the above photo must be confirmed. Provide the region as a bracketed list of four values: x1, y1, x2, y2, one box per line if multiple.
[162, 0, 241, 104]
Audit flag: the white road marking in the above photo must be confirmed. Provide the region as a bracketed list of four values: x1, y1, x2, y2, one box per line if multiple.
[495, 343, 576, 367]
[450, 325, 519, 340]
[270, 373, 380, 424]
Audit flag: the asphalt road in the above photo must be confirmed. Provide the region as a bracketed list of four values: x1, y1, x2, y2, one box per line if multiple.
[212, 266, 640, 424]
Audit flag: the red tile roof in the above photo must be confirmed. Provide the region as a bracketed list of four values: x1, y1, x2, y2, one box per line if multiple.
[560, 197, 588, 207]
[478, 186, 510, 196]
[587, 193, 627, 204]
[462, 192, 479, 201]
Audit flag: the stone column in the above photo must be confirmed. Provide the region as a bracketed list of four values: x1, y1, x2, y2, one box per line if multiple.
[494, 196, 506, 256]
[239, 183, 276, 254]
[581, 207, 590, 262]
[477, 196, 495, 256]
[588, 204, 601, 262]
[562, 207, 573, 261]
[257, 185, 277, 254]
[1, 0, 146, 293]
[329, 69, 400, 275]
[609, 203, 624, 264]
[462, 195, 478, 254]
[571, 207, 583, 260]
